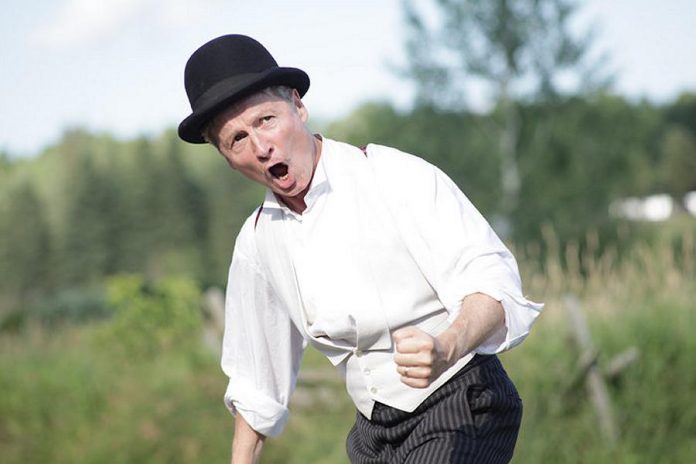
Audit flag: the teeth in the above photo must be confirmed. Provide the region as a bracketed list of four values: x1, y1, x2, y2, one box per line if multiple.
[279, 174, 289, 181]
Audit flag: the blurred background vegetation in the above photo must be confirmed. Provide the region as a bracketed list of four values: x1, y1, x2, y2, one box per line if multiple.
[1, 0, 695, 462]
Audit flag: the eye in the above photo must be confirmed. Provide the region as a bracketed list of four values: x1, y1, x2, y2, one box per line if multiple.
[225, 131, 247, 151]
[260, 115, 274, 124]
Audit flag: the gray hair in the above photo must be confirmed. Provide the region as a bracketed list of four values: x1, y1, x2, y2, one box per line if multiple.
[202, 85, 296, 149]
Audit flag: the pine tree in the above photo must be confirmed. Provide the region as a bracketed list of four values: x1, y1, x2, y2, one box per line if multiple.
[0, 182, 52, 298]
[60, 154, 119, 285]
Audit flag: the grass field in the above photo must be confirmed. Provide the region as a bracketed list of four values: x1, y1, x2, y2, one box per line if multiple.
[1, 232, 694, 463]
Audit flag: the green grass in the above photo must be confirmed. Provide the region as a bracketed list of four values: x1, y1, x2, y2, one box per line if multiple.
[1, 233, 695, 463]
[503, 295, 696, 463]
[0, 326, 232, 463]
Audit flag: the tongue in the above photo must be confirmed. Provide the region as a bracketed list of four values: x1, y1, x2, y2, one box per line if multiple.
[270, 163, 288, 179]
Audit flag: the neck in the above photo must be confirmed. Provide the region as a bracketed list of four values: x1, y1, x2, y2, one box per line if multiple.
[279, 134, 323, 214]
[282, 194, 307, 214]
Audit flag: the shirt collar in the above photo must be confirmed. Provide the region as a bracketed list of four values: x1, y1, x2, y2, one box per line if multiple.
[262, 135, 331, 214]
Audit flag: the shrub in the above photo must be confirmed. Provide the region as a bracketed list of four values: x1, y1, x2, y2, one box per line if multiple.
[30, 286, 110, 327]
[94, 274, 202, 360]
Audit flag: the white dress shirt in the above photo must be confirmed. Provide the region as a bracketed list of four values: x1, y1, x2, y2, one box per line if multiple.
[221, 138, 543, 437]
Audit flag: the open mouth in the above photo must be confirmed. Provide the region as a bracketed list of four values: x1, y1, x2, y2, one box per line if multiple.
[269, 162, 289, 181]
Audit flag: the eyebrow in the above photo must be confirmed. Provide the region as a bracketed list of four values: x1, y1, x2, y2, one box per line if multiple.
[248, 105, 277, 122]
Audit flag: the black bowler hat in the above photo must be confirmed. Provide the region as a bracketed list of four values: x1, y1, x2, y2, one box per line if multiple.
[178, 34, 310, 144]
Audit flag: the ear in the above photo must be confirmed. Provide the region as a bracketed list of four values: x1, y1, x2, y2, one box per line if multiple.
[292, 88, 309, 123]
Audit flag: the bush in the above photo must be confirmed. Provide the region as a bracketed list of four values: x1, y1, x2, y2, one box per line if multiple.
[30, 286, 110, 326]
[0, 286, 109, 334]
[94, 274, 203, 360]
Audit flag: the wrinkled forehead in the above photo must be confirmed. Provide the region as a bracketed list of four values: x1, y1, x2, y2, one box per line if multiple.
[208, 90, 288, 135]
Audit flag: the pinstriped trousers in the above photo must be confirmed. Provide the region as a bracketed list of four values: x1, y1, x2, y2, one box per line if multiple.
[345, 355, 522, 463]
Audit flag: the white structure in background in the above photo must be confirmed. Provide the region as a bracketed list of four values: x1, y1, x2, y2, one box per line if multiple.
[685, 192, 696, 216]
[610, 191, 696, 221]
[610, 193, 685, 222]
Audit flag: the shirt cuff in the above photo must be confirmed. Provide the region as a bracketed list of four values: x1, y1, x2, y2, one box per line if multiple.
[223, 378, 290, 437]
[476, 288, 544, 354]
[446, 286, 544, 354]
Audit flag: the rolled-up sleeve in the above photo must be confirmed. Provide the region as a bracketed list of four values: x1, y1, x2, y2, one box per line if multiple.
[221, 219, 306, 437]
[444, 250, 544, 354]
[370, 146, 543, 354]
[418, 164, 543, 353]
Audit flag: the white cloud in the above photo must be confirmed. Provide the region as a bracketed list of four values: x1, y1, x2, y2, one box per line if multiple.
[30, 0, 141, 48]
[29, 0, 220, 49]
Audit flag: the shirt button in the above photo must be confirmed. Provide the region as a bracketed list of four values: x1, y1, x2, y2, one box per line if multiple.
[363, 368, 371, 375]
[370, 387, 378, 394]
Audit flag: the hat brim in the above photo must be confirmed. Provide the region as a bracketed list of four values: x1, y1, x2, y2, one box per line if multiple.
[178, 66, 309, 144]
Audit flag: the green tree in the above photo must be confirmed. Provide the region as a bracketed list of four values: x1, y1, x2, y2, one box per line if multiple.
[401, 0, 609, 236]
[514, 95, 661, 243]
[327, 94, 664, 247]
[196, 150, 264, 283]
[60, 154, 119, 284]
[148, 134, 209, 279]
[112, 137, 157, 273]
[660, 93, 696, 203]
[660, 126, 696, 202]
[96, 274, 202, 359]
[664, 92, 696, 136]
[109, 135, 210, 280]
[0, 182, 52, 298]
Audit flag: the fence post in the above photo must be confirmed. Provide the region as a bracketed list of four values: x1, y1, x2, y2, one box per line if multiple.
[563, 294, 619, 447]
[202, 287, 225, 356]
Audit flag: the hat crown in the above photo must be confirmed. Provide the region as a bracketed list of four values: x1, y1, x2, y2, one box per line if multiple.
[178, 34, 309, 144]
[184, 35, 278, 109]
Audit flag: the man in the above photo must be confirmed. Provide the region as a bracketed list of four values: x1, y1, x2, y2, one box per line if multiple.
[178, 34, 542, 464]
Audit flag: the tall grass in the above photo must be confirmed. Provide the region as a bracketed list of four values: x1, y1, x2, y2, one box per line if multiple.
[1, 228, 694, 463]
[508, 225, 696, 463]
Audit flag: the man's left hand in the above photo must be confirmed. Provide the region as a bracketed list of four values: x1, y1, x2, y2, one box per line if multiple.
[392, 326, 455, 388]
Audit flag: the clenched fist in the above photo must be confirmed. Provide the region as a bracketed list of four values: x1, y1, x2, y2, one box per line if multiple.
[392, 326, 456, 388]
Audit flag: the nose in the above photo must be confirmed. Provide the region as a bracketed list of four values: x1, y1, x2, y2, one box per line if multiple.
[251, 132, 273, 161]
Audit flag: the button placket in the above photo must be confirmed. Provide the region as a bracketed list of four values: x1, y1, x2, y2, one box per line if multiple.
[356, 350, 379, 396]
[283, 217, 317, 330]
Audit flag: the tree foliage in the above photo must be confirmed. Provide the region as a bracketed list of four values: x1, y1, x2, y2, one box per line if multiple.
[326, 94, 685, 247]
[0, 91, 694, 313]
[61, 153, 120, 284]
[0, 182, 51, 297]
[401, 0, 611, 235]
[94, 274, 202, 359]
[402, 0, 606, 106]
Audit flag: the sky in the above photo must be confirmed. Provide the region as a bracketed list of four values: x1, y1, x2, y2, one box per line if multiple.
[1, 0, 695, 157]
